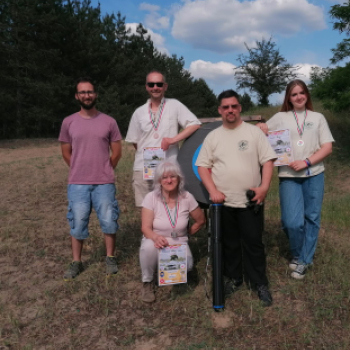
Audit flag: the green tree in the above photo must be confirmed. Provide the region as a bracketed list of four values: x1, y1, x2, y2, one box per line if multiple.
[234, 38, 299, 106]
[330, 1, 350, 64]
[310, 64, 350, 111]
[239, 93, 255, 113]
[0, 1, 217, 138]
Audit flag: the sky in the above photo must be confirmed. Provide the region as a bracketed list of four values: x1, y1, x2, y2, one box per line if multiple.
[91, 0, 346, 104]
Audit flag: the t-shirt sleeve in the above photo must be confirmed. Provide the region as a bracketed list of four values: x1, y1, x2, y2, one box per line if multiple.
[257, 128, 277, 165]
[58, 118, 71, 143]
[176, 101, 201, 129]
[186, 192, 199, 212]
[142, 192, 155, 211]
[266, 113, 280, 131]
[318, 114, 335, 145]
[125, 111, 141, 143]
[195, 134, 213, 168]
[110, 119, 122, 142]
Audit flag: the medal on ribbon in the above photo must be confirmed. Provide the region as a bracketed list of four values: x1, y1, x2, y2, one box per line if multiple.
[149, 99, 166, 139]
[162, 196, 179, 238]
[292, 109, 307, 147]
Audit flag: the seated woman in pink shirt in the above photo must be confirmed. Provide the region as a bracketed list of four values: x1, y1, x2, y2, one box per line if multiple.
[140, 160, 205, 303]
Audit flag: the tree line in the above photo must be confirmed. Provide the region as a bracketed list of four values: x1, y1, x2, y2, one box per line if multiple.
[0, 0, 219, 139]
[2, 0, 346, 140]
[310, 1, 350, 112]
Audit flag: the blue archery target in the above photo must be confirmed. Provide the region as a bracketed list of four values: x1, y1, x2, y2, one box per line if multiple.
[177, 121, 222, 206]
[192, 145, 203, 181]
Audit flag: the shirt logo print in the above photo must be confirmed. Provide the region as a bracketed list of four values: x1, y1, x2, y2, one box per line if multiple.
[238, 140, 249, 151]
[305, 122, 314, 129]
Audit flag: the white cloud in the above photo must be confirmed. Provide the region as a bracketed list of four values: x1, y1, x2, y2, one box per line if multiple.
[126, 23, 169, 55]
[295, 63, 321, 82]
[172, 0, 326, 52]
[189, 60, 237, 83]
[139, 2, 170, 30]
[139, 3, 160, 12]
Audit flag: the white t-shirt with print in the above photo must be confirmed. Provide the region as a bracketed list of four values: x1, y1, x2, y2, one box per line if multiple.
[126, 98, 201, 171]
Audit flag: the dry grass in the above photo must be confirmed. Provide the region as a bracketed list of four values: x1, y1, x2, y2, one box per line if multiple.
[0, 106, 350, 349]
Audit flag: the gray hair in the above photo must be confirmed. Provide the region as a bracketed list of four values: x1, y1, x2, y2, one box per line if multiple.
[153, 159, 185, 198]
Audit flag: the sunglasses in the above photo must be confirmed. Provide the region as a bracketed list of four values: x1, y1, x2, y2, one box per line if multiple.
[220, 104, 240, 110]
[146, 82, 165, 88]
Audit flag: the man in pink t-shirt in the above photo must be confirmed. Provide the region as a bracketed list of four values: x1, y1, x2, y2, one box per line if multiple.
[59, 77, 122, 281]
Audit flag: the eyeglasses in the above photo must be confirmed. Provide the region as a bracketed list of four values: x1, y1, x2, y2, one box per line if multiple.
[77, 91, 96, 96]
[220, 104, 240, 110]
[146, 82, 165, 88]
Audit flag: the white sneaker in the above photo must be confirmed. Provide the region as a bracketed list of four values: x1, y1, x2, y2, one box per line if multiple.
[289, 258, 299, 271]
[291, 264, 308, 280]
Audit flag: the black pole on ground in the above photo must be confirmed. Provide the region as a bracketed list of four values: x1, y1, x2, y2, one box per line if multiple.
[211, 203, 224, 312]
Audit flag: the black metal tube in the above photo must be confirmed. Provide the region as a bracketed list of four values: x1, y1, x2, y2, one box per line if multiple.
[211, 204, 224, 312]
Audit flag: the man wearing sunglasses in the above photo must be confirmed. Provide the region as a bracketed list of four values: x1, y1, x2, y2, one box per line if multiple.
[126, 70, 201, 206]
[196, 89, 276, 307]
[59, 77, 122, 281]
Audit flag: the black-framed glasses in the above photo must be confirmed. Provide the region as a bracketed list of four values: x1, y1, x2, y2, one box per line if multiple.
[146, 82, 165, 88]
[77, 91, 96, 96]
[220, 104, 240, 110]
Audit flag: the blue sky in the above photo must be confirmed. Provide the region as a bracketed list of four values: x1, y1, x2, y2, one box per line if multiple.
[91, 0, 346, 103]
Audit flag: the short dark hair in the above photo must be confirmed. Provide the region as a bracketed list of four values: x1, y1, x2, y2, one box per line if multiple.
[146, 70, 166, 83]
[281, 79, 314, 112]
[75, 76, 97, 92]
[218, 89, 240, 104]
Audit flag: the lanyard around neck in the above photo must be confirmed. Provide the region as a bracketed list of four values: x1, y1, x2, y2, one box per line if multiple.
[149, 99, 166, 131]
[292, 109, 307, 137]
[162, 196, 179, 229]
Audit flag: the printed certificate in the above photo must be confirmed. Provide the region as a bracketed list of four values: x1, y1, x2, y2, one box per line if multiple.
[143, 147, 165, 180]
[268, 129, 294, 166]
[158, 244, 187, 286]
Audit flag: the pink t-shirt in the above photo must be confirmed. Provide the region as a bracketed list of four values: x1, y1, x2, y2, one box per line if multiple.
[59, 112, 122, 184]
[142, 191, 198, 240]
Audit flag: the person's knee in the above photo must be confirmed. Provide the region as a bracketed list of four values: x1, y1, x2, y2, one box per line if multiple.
[95, 193, 120, 234]
[282, 219, 303, 233]
[140, 239, 157, 259]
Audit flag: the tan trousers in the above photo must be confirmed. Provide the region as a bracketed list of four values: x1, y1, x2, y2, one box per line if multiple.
[132, 171, 154, 207]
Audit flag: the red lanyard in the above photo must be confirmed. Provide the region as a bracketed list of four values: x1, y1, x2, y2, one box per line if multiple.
[149, 99, 166, 131]
[162, 197, 179, 229]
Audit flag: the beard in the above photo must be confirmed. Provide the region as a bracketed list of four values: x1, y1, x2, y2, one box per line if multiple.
[78, 99, 97, 110]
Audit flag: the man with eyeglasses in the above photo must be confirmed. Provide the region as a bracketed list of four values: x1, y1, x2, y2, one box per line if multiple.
[196, 89, 276, 307]
[59, 77, 122, 281]
[125, 70, 201, 206]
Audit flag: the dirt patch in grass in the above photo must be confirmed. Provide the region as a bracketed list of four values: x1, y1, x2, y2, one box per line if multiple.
[0, 139, 349, 349]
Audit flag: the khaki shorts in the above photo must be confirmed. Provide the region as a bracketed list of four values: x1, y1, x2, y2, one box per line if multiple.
[132, 171, 154, 207]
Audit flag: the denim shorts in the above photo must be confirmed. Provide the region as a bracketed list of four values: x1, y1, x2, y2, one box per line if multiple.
[66, 184, 119, 239]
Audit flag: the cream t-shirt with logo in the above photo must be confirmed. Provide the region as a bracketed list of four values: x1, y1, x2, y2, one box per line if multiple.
[195, 122, 277, 208]
[266, 110, 334, 178]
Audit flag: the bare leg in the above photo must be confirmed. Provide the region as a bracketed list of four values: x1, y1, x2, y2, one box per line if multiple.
[71, 237, 84, 261]
[104, 234, 116, 256]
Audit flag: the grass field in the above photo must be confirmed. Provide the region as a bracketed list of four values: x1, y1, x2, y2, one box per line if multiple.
[0, 103, 350, 349]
